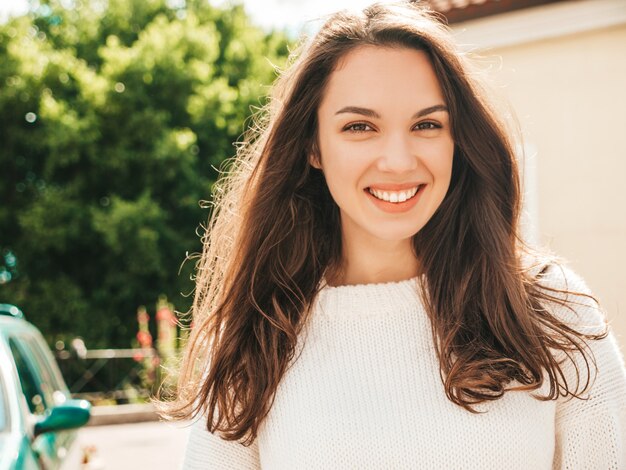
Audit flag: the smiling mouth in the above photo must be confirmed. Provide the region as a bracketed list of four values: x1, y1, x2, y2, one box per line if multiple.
[367, 185, 423, 203]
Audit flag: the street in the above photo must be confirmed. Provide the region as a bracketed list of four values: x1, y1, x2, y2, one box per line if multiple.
[78, 421, 192, 469]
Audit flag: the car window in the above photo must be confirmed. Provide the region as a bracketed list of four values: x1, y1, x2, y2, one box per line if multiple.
[30, 336, 64, 389]
[8, 337, 50, 415]
[22, 335, 67, 404]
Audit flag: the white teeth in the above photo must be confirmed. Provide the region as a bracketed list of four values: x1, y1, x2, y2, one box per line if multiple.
[368, 186, 420, 203]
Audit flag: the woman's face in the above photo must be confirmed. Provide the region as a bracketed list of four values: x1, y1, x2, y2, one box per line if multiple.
[314, 45, 455, 246]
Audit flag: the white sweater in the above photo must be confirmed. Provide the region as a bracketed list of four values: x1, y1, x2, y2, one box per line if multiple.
[182, 266, 626, 469]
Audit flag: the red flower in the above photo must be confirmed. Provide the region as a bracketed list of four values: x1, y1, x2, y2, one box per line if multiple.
[136, 330, 153, 347]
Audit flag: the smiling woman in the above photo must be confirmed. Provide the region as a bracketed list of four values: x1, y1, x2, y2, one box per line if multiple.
[157, 1, 626, 469]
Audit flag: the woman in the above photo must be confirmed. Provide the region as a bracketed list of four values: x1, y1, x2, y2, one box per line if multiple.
[161, 2, 626, 468]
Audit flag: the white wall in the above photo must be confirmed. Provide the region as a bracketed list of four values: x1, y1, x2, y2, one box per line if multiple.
[454, 0, 626, 349]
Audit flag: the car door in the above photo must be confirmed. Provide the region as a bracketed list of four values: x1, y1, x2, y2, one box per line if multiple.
[7, 333, 78, 470]
[0, 338, 41, 470]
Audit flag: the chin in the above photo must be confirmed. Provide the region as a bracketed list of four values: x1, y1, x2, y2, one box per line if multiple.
[368, 226, 424, 243]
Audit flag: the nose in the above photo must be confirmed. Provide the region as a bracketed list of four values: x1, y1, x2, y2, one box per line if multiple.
[376, 131, 419, 173]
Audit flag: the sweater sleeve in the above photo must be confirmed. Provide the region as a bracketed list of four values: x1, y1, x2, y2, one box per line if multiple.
[182, 416, 261, 470]
[539, 265, 626, 469]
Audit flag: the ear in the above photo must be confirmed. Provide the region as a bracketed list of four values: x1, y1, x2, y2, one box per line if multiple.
[309, 141, 322, 170]
[309, 153, 322, 170]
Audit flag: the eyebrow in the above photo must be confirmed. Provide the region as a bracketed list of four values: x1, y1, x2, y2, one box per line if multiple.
[335, 104, 448, 119]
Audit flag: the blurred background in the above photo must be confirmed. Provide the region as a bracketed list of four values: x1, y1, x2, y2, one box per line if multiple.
[0, 0, 624, 467]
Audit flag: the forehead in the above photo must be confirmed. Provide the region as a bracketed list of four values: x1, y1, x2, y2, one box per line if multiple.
[319, 45, 445, 114]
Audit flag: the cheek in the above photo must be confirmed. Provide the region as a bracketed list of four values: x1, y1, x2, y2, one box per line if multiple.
[421, 140, 454, 186]
[323, 158, 360, 205]
[319, 139, 369, 186]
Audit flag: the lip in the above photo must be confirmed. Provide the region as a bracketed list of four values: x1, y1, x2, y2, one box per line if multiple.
[364, 184, 425, 214]
[367, 182, 424, 191]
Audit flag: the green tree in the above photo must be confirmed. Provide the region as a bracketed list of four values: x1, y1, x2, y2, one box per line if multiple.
[0, 0, 290, 347]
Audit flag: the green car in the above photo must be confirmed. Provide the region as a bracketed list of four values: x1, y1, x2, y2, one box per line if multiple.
[0, 304, 91, 470]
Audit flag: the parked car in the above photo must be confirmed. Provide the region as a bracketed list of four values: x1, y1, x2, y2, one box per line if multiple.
[0, 304, 91, 470]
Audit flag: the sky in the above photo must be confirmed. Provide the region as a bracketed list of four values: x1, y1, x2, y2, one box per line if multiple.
[235, 0, 376, 32]
[0, 0, 382, 31]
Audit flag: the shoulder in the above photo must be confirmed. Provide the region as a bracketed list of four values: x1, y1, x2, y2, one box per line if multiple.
[533, 262, 606, 335]
[535, 262, 592, 297]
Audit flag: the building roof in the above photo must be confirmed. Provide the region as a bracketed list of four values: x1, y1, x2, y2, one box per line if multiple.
[422, 0, 568, 24]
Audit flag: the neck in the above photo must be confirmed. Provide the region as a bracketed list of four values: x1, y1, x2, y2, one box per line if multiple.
[329, 233, 419, 287]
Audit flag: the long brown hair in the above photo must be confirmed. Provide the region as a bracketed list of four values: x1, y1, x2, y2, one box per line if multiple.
[157, 1, 607, 445]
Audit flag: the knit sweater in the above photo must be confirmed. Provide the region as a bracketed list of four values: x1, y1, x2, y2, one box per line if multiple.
[182, 266, 626, 469]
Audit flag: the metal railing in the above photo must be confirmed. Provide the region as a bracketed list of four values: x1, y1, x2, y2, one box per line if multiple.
[55, 300, 182, 404]
[56, 346, 163, 403]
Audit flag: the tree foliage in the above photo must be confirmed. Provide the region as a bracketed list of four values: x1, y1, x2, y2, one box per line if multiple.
[0, 0, 291, 347]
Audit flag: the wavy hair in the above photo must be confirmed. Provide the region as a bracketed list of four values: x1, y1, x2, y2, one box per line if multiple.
[157, 1, 607, 445]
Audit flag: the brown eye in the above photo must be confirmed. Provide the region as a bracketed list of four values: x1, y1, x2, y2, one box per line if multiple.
[344, 122, 373, 133]
[414, 121, 441, 131]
